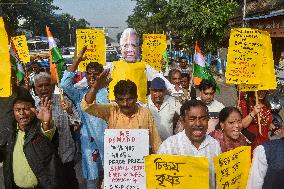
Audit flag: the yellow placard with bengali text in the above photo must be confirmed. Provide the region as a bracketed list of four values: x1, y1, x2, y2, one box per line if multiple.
[0, 17, 12, 97]
[145, 154, 209, 189]
[11, 35, 30, 64]
[239, 31, 276, 91]
[109, 61, 147, 103]
[214, 146, 251, 189]
[76, 29, 106, 71]
[142, 34, 167, 71]
[226, 28, 265, 84]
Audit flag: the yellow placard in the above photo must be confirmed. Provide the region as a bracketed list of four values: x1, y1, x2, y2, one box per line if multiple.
[11, 35, 30, 64]
[142, 34, 167, 71]
[76, 29, 106, 71]
[239, 31, 276, 91]
[0, 17, 12, 97]
[214, 146, 251, 189]
[145, 154, 209, 189]
[226, 28, 266, 84]
[108, 61, 147, 103]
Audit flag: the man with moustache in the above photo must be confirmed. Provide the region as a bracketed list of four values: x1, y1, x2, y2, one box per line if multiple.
[61, 52, 109, 189]
[34, 72, 81, 189]
[0, 87, 66, 189]
[147, 77, 181, 141]
[158, 100, 221, 189]
[197, 79, 224, 133]
[81, 70, 161, 153]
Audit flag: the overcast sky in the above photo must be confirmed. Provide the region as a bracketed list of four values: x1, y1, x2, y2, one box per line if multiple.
[53, 0, 136, 40]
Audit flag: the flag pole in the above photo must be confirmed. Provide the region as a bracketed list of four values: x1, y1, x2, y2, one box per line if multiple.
[54, 64, 64, 101]
[255, 91, 262, 135]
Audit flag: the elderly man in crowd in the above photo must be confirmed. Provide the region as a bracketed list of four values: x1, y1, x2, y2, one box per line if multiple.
[61, 48, 109, 189]
[147, 77, 181, 141]
[197, 79, 225, 133]
[158, 100, 221, 189]
[104, 28, 179, 104]
[81, 69, 161, 153]
[34, 72, 81, 189]
[0, 87, 66, 189]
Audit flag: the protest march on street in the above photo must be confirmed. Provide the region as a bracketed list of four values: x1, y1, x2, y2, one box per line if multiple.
[1, 1, 284, 189]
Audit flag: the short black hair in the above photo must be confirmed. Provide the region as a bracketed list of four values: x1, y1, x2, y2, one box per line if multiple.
[181, 73, 190, 80]
[178, 57, 187, 61]
[199, 79, 216, 92]
[180, 99, 208, 118]
[114, 80, 138, 98]
[86, 62, 103, 73]
[13, 87, 35, 107]
[219, 107, 242, 123]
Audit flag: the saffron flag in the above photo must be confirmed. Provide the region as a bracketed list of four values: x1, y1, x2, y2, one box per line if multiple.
[193, 42, 219, 91]
[0, 17, 12, 97]
[10, 41, 24, 82]
[46, 26, 64, 82]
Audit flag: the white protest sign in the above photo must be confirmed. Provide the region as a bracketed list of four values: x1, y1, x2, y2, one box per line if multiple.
[104, 129, 149, 189]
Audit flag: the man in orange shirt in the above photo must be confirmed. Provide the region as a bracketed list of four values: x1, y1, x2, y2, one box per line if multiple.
[81, 70, 161, 153]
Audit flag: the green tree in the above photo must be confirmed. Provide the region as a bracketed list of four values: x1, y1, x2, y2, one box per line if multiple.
[0, 0, 89, 46]
[127, 0, 239, 52]
[0, 0, 59, 36]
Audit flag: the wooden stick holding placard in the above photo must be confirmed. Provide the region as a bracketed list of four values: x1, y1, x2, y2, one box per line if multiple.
[237, 85, 241, 108]
[255, 91, 262, 135]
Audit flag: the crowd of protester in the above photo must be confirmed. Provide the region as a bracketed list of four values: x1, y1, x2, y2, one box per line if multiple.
[1, 28, 284, 189]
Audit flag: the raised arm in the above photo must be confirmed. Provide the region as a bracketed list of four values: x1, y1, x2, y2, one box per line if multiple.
[81, 69, 112, 121]
[68, 46, 87, 72]
[242, 104, 263, 128]
[61, 47, 87, 102]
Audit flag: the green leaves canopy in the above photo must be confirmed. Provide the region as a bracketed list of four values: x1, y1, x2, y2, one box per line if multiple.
[127, 0, 239, 53]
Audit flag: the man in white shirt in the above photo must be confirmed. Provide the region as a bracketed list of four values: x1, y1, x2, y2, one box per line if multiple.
[158, 100, 221, 189]
[247, 138, 284, 189]
[147, 77, 181, 141]
[197, 79, 225, 133]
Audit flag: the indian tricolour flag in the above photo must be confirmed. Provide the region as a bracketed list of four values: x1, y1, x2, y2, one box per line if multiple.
[10, 41, 24, 82]
[46, 26, 64, 82]
[193, 42, 219, 91]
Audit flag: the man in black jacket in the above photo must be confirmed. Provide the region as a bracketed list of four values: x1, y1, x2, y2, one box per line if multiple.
[0, 87, 66, 189]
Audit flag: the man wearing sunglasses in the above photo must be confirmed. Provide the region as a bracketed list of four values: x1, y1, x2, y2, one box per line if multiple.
[61, 55, 108, 189]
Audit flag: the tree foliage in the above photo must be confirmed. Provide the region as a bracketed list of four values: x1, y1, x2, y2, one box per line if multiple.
[0, 0, 58, 36]
[0, 0, 90, 46]
[127, 0, 239, 52]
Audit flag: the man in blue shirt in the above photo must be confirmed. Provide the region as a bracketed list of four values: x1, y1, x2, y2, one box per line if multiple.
[61, 47, 108, 189]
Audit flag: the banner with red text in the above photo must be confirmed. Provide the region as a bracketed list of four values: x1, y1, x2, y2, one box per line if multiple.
[104, 129, 149, 189]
